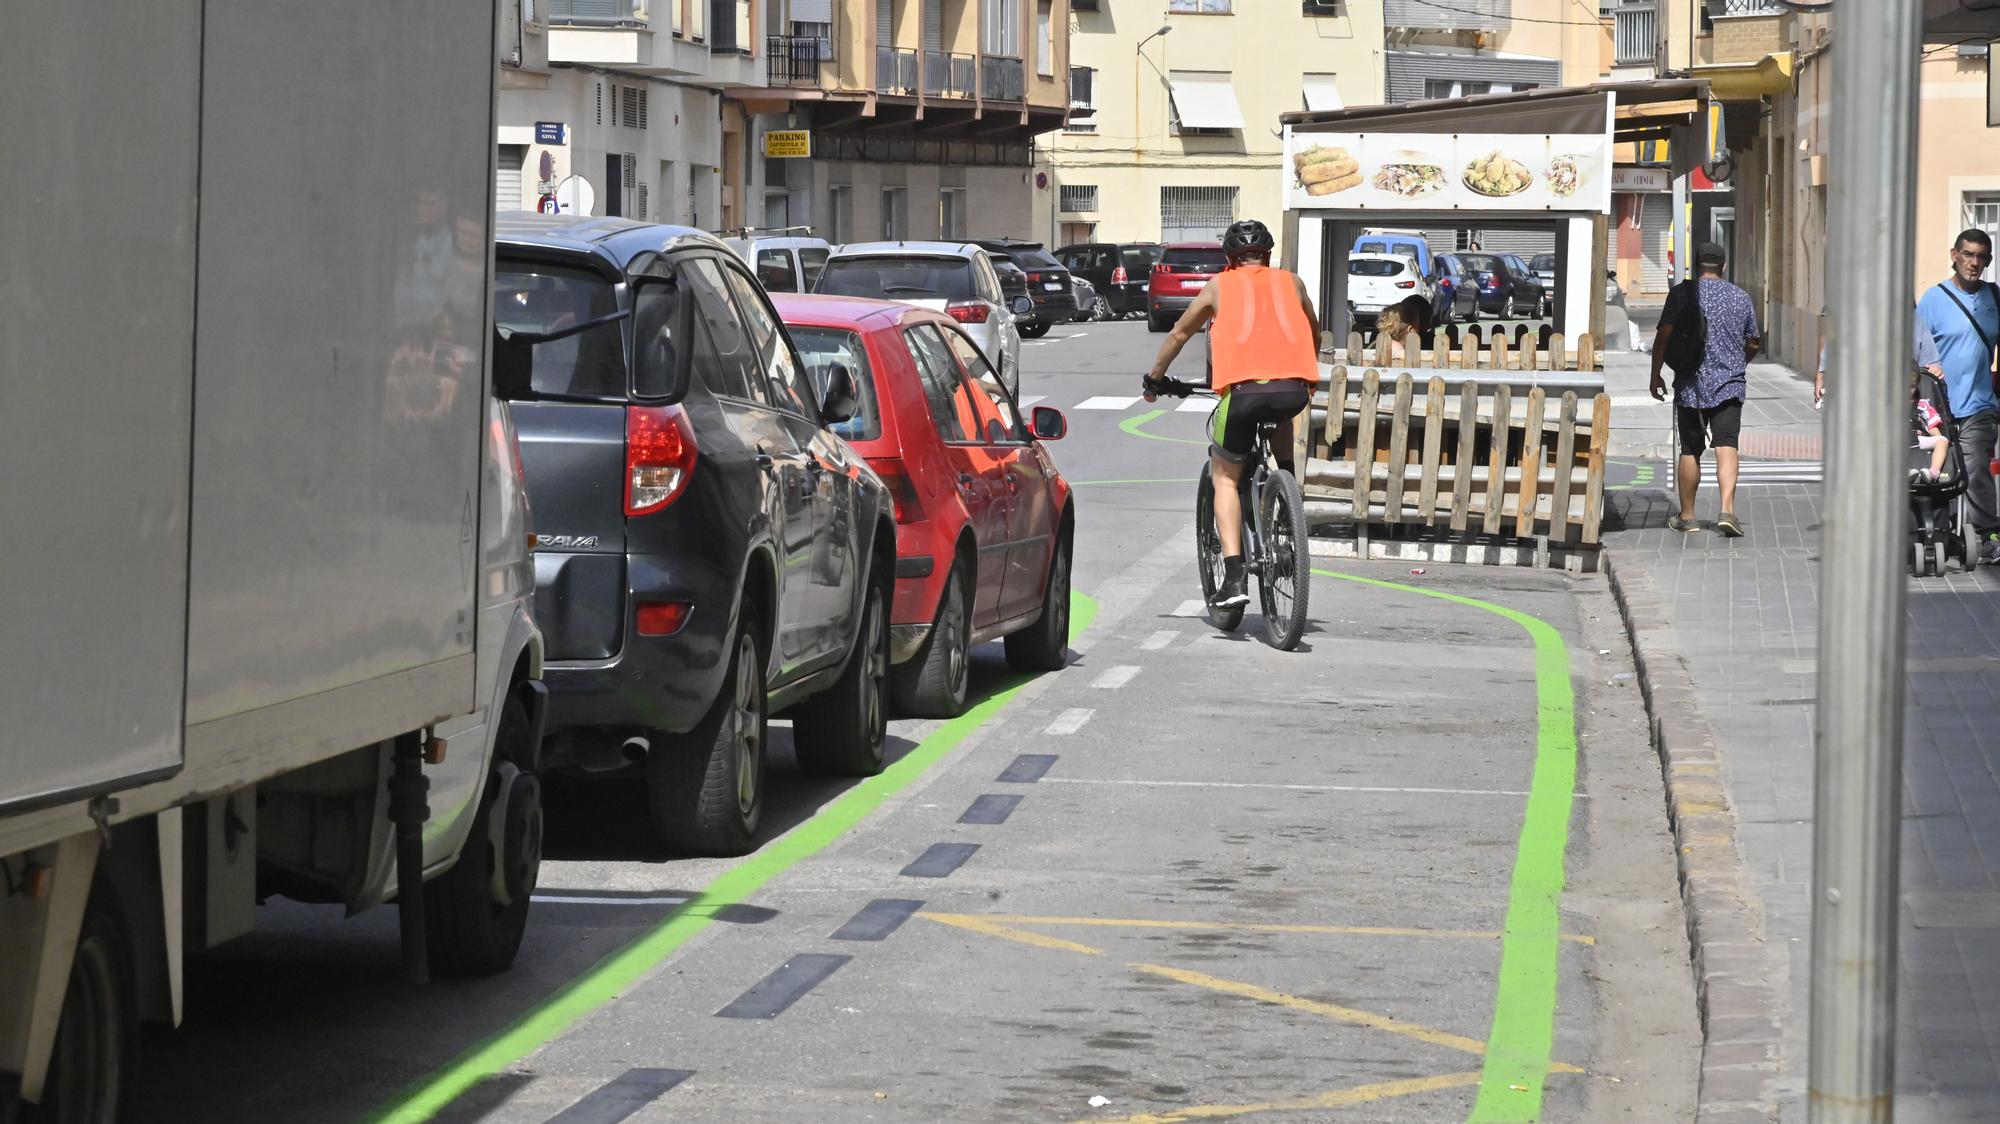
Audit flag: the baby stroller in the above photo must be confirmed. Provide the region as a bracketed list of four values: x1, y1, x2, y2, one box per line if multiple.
[1909, 368, 1975, 576]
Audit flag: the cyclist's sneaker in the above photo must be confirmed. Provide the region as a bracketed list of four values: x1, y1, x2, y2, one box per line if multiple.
[1214, 559, 1250, 609]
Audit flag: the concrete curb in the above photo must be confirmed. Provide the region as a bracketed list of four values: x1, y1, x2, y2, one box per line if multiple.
[1603, 551, 1789, 1122]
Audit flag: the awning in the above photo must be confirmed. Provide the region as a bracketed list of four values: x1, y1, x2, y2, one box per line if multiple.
[1692, 52, 1795, 101]
[1168, 72, 1245, 130]
[1302, 74, 1343, 113]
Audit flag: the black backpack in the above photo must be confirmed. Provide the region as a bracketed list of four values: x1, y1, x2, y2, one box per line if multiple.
[1663, 279, 1708, 379]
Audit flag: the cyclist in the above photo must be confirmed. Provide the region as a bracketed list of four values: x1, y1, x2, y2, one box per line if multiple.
[1144, 219, 1322, 608]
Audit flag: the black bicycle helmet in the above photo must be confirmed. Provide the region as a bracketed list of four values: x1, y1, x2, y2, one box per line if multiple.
[1222, 219, 1276, 262]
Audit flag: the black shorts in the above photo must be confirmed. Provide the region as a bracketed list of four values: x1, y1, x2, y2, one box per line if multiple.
[1209, 380, 1312, 464]
[1677, 398, 1743, 457]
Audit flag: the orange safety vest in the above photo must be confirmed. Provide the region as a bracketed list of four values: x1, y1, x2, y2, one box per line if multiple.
[1208, 265, 1320, 392]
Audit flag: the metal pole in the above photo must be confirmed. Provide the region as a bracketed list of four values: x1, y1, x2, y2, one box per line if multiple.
[1811, 1, 1920, 1119]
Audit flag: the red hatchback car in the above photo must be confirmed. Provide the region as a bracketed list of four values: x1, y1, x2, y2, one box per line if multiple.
[771, 294, 1076, 717]
[1146, 241, 1227, 332]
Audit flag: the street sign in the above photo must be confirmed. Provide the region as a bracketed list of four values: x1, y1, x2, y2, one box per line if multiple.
[764, 130, 811, 158]
[1611, 167, 1670, 192]
[535, 121, 567, 145]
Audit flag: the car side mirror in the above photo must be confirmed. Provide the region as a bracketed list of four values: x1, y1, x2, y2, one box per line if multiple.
[818, 361, 860, 424]
[1031, 405, 1067, 441]
[1010, 295, 1033, 317]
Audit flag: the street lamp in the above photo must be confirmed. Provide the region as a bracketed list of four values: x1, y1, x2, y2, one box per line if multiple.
[1134, 25, 1173, 166]
[1136, 23, 1172, 51]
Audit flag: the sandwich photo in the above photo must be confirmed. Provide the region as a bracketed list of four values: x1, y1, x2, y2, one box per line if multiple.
[1294, 144, 1361, 195]
[1464, 150, 1533, 197]
[1546, 154, 1582, 198]
[1372, 157, 1446, 198]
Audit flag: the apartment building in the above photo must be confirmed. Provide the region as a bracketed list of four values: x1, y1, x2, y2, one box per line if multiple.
[496, 0, 772, 228]
[1040, 0, 1383, 251]
[729, 0, 1071, 243]
[1383, 0, 1608, 104]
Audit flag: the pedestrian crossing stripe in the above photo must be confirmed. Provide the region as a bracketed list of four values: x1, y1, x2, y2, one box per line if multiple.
[1686, 461, 1824, 485]
[1177, 397, 1215, 414]
[1016, 395, 1045, 408]
[1075, 395, 1141, 410]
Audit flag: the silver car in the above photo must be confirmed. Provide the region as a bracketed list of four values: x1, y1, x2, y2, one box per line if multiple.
[814, 241, 1031, 390]
[721, 232, 832, 294]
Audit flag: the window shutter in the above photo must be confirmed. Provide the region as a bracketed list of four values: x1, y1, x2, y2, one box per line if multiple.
[637, 182, 649, 219]
[638, 88, 649, 129]
[622, 152, 637, 187]
[595, 82, 603, 125]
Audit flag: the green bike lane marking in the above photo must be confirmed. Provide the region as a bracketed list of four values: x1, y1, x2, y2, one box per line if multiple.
[1606, 458, 1657, 492]
[365, 592, 1102, 1124]
[1119, 409, 1208, 446]
[1312, 569, 1577, 1123]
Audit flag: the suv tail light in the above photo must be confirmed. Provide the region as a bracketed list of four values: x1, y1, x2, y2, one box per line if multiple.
[945, 301, 991, 324]
[625, 404, 696, 515]
[872, 457, 925, 524]
[1111, 265, 1128, 284]
[1026, 271, 1042, 282]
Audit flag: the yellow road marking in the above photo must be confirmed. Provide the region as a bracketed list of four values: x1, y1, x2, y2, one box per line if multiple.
[918, 912, 1105, 954]
[1132, 963, 1493, 1059]
[953, 913, 1595, 946]
[1076, 1070, 1485, 1123]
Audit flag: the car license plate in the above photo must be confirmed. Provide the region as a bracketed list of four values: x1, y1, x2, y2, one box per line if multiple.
[1044, 282, 1062, 290]
[1358, 303, 1384, 312]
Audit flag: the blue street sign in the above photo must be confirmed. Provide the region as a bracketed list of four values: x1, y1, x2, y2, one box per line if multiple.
[534, 121, 567, 145]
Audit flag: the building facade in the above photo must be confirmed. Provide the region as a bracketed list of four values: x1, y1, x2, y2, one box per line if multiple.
[1041, 0, 1383, 252]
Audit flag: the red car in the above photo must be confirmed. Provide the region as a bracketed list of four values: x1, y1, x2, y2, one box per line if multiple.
[1146, 241, 1227, 332]
[771, 293, 1076, 717]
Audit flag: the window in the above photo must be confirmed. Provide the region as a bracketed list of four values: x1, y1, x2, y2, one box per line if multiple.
[630, 279, 683, 400]
[1058, 185, 1098, 213]
[683, 259, 764, 402]
[828, 185, 852, 243]
[1121, 245, 1160, 274]
[819, 255, 977, 302]
[799, 247, 830, 290]
[789, 327, 881, 442]
[1036, 0, 1053, 75]
[756, 249, 799, 292]
[493, 264, 629, 398]
[983, 0, 1021, 56]
[940, 188, 965, 239]
[1422, 79, 1528, 99]
[789, 20, 833, 59]
[1302, 73, 1341, 112]
[904, 325, 975, 442]
[1168, 0, 1232, 11]
[1166, 71, 1244, 136]
[1159, 186, 1236, 243]
[880, 186, 908, 240]
[1965, 192, 2000, 281]
[941, 328, 1024, 443]
[720, 262, 817, 419]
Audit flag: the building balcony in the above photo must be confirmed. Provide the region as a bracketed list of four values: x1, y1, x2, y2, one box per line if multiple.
[766, 34, 829, 87]
[925, 51, 977, 99]
[877, 46, 919, 96]
[982, 55, 1024, 103]
[1383, 0, 1509, 33]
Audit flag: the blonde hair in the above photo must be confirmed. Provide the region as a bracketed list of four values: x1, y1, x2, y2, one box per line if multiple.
[1375, 310, 1408, 359]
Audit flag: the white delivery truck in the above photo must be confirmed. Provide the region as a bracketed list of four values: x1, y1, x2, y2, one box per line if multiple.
[0, 3, 545, 1119]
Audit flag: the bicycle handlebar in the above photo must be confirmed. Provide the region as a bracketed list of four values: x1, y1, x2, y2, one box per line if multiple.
[1141, 374, 1211, 400]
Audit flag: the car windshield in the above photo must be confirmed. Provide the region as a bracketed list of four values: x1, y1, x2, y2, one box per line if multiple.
[1530, 254, 1555, 271]
[817, 256, 975, 301]
[493, 263, 628, 398]
[787, 326, 881, 442]
[1348, 259, 1405, 277]
[1162, 248, 1226, 273]
[1121, 246, 1159, 272]
[1458, 254, 1500, 273]
[1010, 247, 1063, 271]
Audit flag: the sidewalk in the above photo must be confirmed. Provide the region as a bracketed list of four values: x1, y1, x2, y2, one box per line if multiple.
[1599, 344, 2000, 1122]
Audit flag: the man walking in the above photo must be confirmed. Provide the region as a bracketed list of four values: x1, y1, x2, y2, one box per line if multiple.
[1650, 242, 1761, 536]
[1916, 228, 2000, 563]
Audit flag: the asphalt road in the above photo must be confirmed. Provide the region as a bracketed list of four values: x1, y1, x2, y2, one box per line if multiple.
[136, 318, 1699, 1123]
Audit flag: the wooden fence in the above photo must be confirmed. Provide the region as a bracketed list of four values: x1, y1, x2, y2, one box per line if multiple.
[1294, 329, 1611, 568]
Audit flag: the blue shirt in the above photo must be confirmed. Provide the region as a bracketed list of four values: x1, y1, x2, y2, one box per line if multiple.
[1917, 281, 2000, 420]
[1662, 278, 1760, 408]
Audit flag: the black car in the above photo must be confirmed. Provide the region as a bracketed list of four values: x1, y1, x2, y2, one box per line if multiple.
[1431, 253, 1481, 323]
[970, 239, 1075, 338]
[990, 255, 1032, 310]
[1058, 241, 1160, 319]
[493, 214, 898, 857]
[1456, 251, 1545, 319]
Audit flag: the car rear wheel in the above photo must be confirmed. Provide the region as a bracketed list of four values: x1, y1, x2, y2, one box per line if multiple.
[1090, 296, 1112, 321]
[1004, 535, 1071, 672]
[1020, 320, 1051, 339]
[424, 696, 541, 977]
[891, 563, 971, 718]
[793, 579, 889, 777]
[1148, 313, 1170, 333]
[647, 609, 766, 856]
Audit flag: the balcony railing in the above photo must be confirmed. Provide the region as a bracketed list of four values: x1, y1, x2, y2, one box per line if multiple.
[981, 55, 1024, 102]
[1710, 0, 1781, 14]
[546, 0, 644, 25]
[1614, 2, 1657, 65]
[877, 46, 919, 95]
[1068, 65, 1094, 109]
[766, 34, 824, 86]
[926, 50, 976, 98]
[1383, 0, 1509, 33]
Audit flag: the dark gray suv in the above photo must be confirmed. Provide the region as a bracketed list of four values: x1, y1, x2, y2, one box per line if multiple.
[493, 215, 896, 856]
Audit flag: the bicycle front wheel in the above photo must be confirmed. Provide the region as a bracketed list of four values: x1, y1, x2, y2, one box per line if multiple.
[1195, 464, 1244, 632]
[1257, 467, 1310, 651]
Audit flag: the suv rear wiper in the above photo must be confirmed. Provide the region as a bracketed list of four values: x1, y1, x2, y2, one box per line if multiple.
[497, 307, 631, 345]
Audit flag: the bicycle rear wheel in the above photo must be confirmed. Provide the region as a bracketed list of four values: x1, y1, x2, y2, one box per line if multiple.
[1195, 464, 1244, 632]
[1257, 467, 1310, 651]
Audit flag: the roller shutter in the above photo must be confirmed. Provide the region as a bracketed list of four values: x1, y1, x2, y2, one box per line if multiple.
[496, 145, 526, 213]
[1640, 193, 1671, 292]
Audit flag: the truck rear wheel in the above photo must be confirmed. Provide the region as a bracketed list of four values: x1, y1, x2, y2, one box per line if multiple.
[424, 695, 541, 977]
[22, 894, 136, 1124]
[648, 609, 766, 856]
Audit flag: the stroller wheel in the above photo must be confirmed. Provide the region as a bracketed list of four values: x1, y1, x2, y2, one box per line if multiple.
[1932, 542, 1947, 577]
[1912, 541, 1926, 577]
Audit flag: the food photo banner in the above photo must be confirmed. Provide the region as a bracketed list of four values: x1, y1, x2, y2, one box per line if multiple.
[1285, 131, 1612, 215]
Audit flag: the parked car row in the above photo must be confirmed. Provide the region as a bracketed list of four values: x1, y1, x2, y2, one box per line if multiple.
[496, 214, 1075, 856]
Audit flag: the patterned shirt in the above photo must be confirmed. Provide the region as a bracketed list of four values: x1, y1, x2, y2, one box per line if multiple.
[1662, 277, 1760, 409]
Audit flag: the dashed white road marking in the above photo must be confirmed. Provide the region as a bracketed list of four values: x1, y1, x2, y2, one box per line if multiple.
[1139, 630, 1178, 651]
[1040, 778, 1584, 798]
[1176, 396, 1215, 413]
[1016, 395, 1046, 408]
[1171, 599, 1209, 618]
[1091, 665, 1141, 689]
[531, 894, 692, 906]
[1075, 395, 1141, 410]
[1043, 708, 1096, 736]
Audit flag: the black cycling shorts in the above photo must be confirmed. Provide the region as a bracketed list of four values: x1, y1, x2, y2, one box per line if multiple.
[1209, 379, 1312, 464]
[1677, 398, 1743, 457]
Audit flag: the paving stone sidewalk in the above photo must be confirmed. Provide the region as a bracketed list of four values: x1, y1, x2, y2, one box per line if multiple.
[1599, 345, 2000, 1122]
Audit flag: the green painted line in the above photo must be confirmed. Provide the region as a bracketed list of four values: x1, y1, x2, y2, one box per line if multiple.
[364, 592, 1101, 1124]
[1118, 409, 1208, 446]
[1311, 569, 1576, 1123]
[1606, 458, 1657, 492]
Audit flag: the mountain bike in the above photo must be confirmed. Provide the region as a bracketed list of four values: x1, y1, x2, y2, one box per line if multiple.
[1148, 377, 1310, 651]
